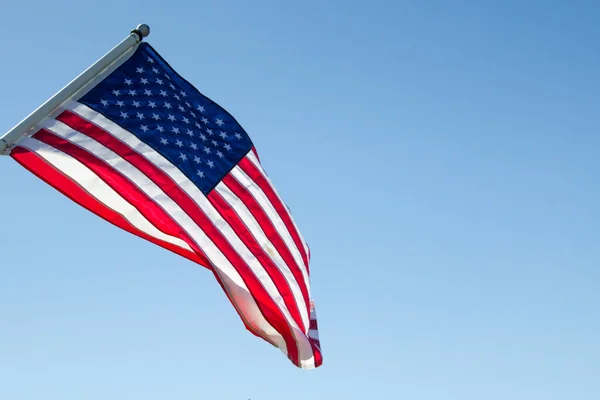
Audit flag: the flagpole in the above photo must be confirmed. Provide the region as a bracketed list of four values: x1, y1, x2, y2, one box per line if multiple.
[0, 24, 150, 155]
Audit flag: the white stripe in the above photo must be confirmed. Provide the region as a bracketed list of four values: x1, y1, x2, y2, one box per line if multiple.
[18, 137, 193, 253]
[215, 182, 310, 329]
[246, 151, 311, 260]
[230, 165, 310, 288]
[61, 102, 316, 362]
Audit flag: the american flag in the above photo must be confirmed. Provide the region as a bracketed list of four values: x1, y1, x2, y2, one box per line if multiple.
[9, 42, 322, 369]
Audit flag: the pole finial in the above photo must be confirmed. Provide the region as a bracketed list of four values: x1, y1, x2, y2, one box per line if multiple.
[131, 24, 150, 42]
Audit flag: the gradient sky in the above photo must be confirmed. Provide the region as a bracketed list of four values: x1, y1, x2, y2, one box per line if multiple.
[1, 1, 599, 399]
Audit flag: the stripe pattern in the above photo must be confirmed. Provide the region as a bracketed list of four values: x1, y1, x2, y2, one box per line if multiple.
[9, 44, 322, 369]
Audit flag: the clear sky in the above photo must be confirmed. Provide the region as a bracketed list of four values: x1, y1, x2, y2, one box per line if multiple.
[0, 1, 599, 399]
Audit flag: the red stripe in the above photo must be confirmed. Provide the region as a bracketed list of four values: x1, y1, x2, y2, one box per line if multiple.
[238, 157, 310, 272]
[308, 305, 322, 367]
[56, 110, 301, 365]
[10, 145, 208, 267]
[251, 146, 260, 162]
[207, 189, 307, 333]
[311, 340, 323, 367]
[310, 318, 318, 331]
[222, 173, 311, 321]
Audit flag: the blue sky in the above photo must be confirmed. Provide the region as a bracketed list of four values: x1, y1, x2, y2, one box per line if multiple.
[1, 1, 599, 399]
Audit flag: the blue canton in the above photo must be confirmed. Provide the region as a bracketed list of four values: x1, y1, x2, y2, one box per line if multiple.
[79, 43, 253, 195]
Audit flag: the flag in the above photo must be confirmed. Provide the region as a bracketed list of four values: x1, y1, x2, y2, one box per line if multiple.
[9, 42, 322, 369]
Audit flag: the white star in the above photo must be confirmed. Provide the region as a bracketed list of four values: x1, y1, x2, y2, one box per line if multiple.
[180, 91, 187, 97]
[148, 101, 157, 108]
[164, 102, 172, 109]
[190, 111, 196, 118]
[173, 93, 181, 101]
[176, 140, 183, 147]
[156, 78, 164, 85]
[224, 144, 232, 151]
[124, 79, 133, 85]
[136, 112, 145, 120]
[178, 105, 185, 112]
[167, 114, 176, 121]
[207, 160, 215, 168]
[182, 116, 190, 124]
[195, 122, 202, 129]
[129, 89, 136, 96]
[179, 153, 187, 161]
[147, 56, 154, 64]
[152, 113, 161, 120]
[169, 83, 175, 89]
[112, 89, 121, 96]
[186, 129, 194, 136]
[194, 156, 201, 164]
[136, 67, 144, 73]
[234, 132, 242, 140]
[116, 100, 125, 107]
[216, 151, 224, 158]
[165, 73, 171, 80]
[211, 139, 218, 147]
[219, 131, 227, 139]
[190, 143, 198, 150]
[144, 89, 152, 96]
[152, 67, 159, 74]
[157, 125, 165, 132]
[197, 105, 205, 113]
[203, 147, 211, 154]
[160, 138, 168, 145]
[199, 134, 207, 141]
[140, 78, 149, 84]
[185, 101, 191, 108]
[201, 117, 209, 124]
[216, 118, 224, 126]
[120, 111, 128, 119]
[132, 101, 141, 108]
[100, 99, 109, 106]
[172, 127, 180, 134]
[206, 128, 213, 135]
[140, 125, 149, 132]
[197, 170, 205, 178]
[160, 90, 168, 97]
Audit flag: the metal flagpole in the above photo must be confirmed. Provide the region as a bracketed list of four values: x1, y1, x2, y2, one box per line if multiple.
[0, 24, 150, 155]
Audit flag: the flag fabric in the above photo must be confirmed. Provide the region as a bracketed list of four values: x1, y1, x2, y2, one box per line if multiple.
[9, 42, 322, 369]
